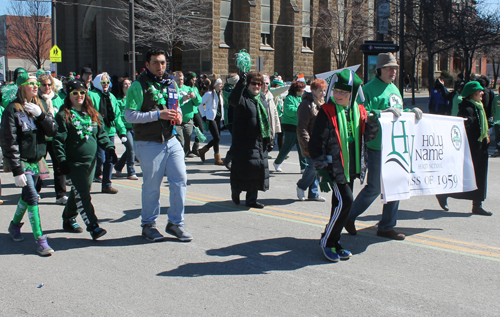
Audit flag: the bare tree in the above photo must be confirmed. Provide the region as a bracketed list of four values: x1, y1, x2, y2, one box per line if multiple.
[317, 0, 374, 69]
[6, 1, 51, 70]
[484, 45, 500, 89]
[110, 0, 212, 56]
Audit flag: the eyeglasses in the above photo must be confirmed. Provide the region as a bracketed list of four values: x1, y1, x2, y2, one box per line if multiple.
[41, 83, 52, 87]
[101, 81, 110, 85]
[21, 81, 40, 87]
[70, 91, 86, 96]
[250, 82, 263, 87]
[333, 89, 350, 97]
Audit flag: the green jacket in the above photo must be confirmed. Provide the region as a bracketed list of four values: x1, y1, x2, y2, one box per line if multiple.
[40, 93, 65, 141]
[179, 85, 202, 122]
[361, 76, 403, 150]
[281, 94, 302, 126]
[88, 89, 126, 137]
[53, 109, 114, 166]
[116, 96, 132, 129]
[491, 95, 500, 125]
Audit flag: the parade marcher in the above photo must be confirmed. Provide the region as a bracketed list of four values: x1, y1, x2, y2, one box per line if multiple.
[270, 74, 289, 150]
[88, 72, 127, 193]
[198, 77, 225, 165]
[222, 73, 239, 170]
[476, 75, 495, 119]
[428, 78, 450, 115]
[176, 71, 203, 157]
[114, 77, 138, 180]
[2, 70, 58, 255]
[229, 71, 272, 209]
[436, 81, 492, 216]
[262, 74, 281, 154]
[344, 53, 422, 240]
[80, 67, 94, 91]
[273, 80, 307, 173]
[37, 72, 67, 204]
[53, 80, 114, 239]
[309, 69, 379, 262]
[125, 49, 193, 242]
[296, 78, 327, 202]
[450, 81, 464, 116]
[490, 94, 500, 157]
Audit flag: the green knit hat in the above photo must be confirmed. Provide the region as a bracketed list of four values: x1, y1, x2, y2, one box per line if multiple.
[329, 69, 365, 108]
[16, 70, 30, 87]
[461, 81, 483, 98]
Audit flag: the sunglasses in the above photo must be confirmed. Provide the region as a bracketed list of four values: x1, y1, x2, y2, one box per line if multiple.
[21, 81, 40, 87]
[333, 89, 350, 97]
[41, 83, 52, 87]
[101, 81, 110, 85]
[70, 91, 86, 96]
[250, 82, 263, 87]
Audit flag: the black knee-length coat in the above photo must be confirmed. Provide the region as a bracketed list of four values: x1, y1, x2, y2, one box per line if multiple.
[228, 76, 270, 192]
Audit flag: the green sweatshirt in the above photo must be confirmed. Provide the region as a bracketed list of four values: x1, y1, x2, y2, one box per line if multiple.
[53, 109, 114, 166]
[491, 95, 500, 125]
[88, 89, 126, 137]
[362, 76, 403, 150]
[116, 96, 132, 129]
[281, 94, 302, 126]
[451, 94, 463, 117]
[179, 85, 202, 122]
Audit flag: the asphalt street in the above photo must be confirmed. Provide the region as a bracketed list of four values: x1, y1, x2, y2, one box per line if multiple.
[0, 92, 499, 316]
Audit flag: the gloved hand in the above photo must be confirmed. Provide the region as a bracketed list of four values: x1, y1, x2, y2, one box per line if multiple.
[383, 107, 401, 118]
[120, 135, 128, 143]
[24, 102, 42, 117]
[316, 169, 333, 193]
[14, 174, 27, 187]
[108, 149, 118, 165]
[368, 110, 380, 122]
[410, 107, 423, 121]
[266, 143, 274, 153]
[60, 160, 71, 175]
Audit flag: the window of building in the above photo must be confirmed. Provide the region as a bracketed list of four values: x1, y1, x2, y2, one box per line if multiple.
[220, 0, 232, 47]
[302, 0, 312, 51]
[261, 0, 272, 47]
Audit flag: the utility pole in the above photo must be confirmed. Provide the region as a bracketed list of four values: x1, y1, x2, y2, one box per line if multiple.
[399, 0, 405, 97]
[52, 0, 57, 75]
[129, 0, 136, 80]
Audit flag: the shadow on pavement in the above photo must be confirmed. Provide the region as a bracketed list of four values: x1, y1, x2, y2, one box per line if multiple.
[157, 237, 329, 277]
[357, 208, 472, 222]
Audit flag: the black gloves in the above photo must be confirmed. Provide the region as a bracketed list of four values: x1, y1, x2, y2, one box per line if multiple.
[266, 143, 274, 153]
[60, 160, 71, 175]
[202, 116, 207, 122]
[108, 149, 118, 165]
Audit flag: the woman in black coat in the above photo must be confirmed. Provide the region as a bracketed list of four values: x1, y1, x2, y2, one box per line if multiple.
[436, 81, 491, 216]
[228, 71, 272, 208]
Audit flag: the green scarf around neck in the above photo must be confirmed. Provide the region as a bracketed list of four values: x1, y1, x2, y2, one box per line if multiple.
[469, 99, 489, 142]
[248, 88, 271, 139]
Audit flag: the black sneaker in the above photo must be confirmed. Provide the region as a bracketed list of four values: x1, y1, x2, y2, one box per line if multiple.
[89, 224, 107, 240]
[142, 223, 165, 242]
[165, 223, 193, 242]
[63, 219, 84, 233]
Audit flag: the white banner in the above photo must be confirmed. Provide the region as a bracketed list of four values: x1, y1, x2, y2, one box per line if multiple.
[380, 113, 477, 203]
[0, 56, 5, 81]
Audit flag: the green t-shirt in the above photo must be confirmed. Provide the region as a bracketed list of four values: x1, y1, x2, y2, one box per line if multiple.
[361, 76, 403, 150]
[281, 95, 302, 126]
[179, 85, 202, 122]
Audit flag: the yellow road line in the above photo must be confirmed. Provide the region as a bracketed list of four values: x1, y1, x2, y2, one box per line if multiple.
[113, 179, 500, 259]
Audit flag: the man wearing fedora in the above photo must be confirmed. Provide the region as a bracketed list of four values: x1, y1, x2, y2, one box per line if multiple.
[344, 52, 422, 240]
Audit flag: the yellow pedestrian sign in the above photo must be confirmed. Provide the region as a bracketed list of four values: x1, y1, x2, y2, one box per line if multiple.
[50, 45, 62, 63]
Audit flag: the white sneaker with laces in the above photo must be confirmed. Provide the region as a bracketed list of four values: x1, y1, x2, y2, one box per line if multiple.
[296, 186, 306, 201]
[56, 196, 68, 205]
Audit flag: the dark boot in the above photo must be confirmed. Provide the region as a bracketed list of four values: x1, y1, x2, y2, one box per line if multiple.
[344, 219, 357, 235]
[191, 143, 200, 157]
[436, 195, 449, 211]
[198, 145, 209, 162]
[472, 201, 492, 216]
[223, 152, 232, 170]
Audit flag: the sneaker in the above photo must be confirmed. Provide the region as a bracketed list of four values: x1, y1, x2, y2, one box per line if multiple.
[165, 223, 193, 242]
[376, 230, 405, 240]
[115, 170, 124, 177]
[93, 176, 102, 183]
[66, 179, 73, 186]
[322, 247, 340, 262]
[63, 219, 84, 233]
[273, 162, 282, 172]
[127, 174, 139, 180]
[296, 186, 306, 201]
[102, 187, 119, 194]
[142, 223, 165, 242]
[186, 152, 196, 158]
[35, 236, 54, 256]
[337, 249, 352, 260]
[308, 196, 326, 202]
[89, 224, 107, 240]
[8, 221, 24, 242]
[55, 196, 68, 205]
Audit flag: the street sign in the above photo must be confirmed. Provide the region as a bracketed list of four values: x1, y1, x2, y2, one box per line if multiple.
[50, 45, 62, 63]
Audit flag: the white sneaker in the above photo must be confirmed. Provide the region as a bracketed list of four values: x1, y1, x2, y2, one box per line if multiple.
[296, 186, 306, 201]
[273, 162, 282, 172]
[55, 196, 68, 205]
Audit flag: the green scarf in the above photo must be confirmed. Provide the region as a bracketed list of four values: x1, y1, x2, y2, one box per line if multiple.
[327, 97, 361, 183]
[470, 99, 489, 142]
[248, 88, 271, 139]
[70, 109, 94, 140]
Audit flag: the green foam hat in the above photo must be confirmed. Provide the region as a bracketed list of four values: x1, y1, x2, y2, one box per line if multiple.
[328, 69, 365, 108]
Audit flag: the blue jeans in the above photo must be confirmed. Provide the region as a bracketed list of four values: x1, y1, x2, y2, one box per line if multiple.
[22, 173, 40, 206]
[296, 156, 319, 198]
[115, 129, 136, 176]
[134, 137, 187, 226]
[348, 148, 400, 231]
[95, 147, 105, 178]
[102, 136, 115, 189]
[274, 130, 306, 170]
